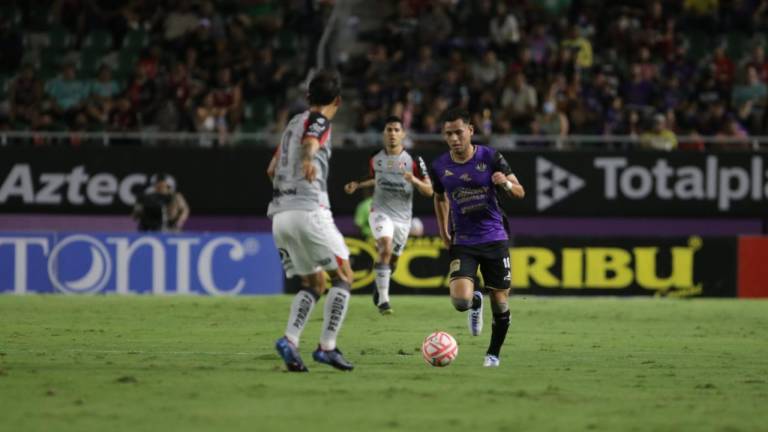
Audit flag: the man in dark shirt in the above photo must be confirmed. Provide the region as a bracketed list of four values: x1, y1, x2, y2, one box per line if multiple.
[429, 108, 524, 367]
[132, 173, 189, 232]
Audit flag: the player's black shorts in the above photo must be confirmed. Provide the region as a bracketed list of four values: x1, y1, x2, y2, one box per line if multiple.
[448, 241, 511, 290]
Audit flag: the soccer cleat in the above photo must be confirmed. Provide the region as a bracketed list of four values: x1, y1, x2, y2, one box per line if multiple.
[377, 302, 393, 315]
[312, 346, 354, 371]
[483, 354, 500, 367]
[468, 291, 483, 336]
[275, 337, 308, 372]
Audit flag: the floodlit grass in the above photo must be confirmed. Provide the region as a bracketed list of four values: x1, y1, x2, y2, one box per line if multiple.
[0, 295, 766, 432]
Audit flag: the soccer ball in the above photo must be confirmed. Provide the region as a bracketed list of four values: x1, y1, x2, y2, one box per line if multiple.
[422, 331, 458, 367]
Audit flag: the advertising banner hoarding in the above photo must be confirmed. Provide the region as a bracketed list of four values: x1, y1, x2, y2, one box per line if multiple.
[0, 232, 282, 295]
[286, 236, 738, 298]
[2, 148, 768, 217]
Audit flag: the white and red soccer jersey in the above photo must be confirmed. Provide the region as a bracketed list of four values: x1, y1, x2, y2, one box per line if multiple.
[267, 110, 333, 217]
[369, 148, 428, 223]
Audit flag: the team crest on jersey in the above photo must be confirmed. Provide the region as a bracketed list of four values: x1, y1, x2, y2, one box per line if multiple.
[377, 160, 382, 167]
[459, 173, 472, 182]
[443, 169, 454, 177]
[317, 117, 326, 124]
[398, 161, 406, 170]
[475, 162, 487, 172]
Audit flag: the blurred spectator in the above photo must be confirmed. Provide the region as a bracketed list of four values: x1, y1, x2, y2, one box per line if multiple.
[641, 113, 678, 150]
[125, 64, 159, 126]
[9, 64, 46, 128]
[195, 92, 227, 146]
[732, 65, 767, 133]
[89, 65, 120, 99]
[715, 114, 750, 149]
[740, 44, 768, 82]
[489, 2, 521, 55]
[561, 26, 593, 69]
[45, 63, 90, 123]
[417, 3, 452, 47]
[471, 50, 505, 87]
[531, 99, 569, 146]
[500, 71, 538, 131]
[211, 67, 242, 129]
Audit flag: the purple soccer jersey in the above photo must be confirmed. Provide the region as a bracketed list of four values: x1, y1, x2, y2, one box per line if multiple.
[429, 145, 513, 246]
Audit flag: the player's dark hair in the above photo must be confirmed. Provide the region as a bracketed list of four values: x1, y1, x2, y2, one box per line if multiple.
[384, 116, 403, 127]
[439, 107, 471, 126]
[308, 70, 341, 106]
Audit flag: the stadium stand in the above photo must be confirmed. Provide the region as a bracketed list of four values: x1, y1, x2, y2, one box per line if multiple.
[0, 0, 767, 149]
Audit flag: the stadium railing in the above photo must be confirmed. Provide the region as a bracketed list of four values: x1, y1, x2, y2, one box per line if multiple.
[0, 130, 765, 150]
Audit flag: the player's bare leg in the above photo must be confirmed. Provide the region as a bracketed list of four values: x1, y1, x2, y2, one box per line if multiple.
[374, 236, 394, 314]
[449, 277, 483, 336]
[484, 287, 511, 367]
[312, 263, 354, 371]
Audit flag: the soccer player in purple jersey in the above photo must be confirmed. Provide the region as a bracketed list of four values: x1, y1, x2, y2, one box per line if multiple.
[428, 108, 525, 367]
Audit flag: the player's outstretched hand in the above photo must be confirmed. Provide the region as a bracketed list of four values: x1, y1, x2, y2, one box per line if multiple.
[303, 161, 317, 182]
[344, 181, 358, 194]
[491, 172, 508, 185]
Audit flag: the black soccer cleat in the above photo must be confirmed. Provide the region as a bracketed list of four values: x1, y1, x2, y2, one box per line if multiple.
[312, 346, 354, 371]
[377, 302, 393, 315]
[275, 337, 308, 372]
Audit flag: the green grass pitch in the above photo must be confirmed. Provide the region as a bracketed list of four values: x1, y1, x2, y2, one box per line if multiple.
[0, 295, 766, 432]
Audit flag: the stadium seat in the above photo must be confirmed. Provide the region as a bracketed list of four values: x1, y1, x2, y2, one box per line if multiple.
[84, 30, 113, 51]
[0, 76, 9, 100]
[244, 97, 274, 129]
[47, 27, 72, 50]
[80, 47, 108, 76]
[123, 30, 149, 51]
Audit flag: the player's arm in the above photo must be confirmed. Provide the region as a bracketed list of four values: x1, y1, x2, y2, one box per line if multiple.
[434, 193, 451, 247]
[404, 156, 433, 197]
[301, 137, 320, 181]
[345, 152, 378, 194]
[344, 177, 376, 194]
[172, 192, 190, 231]
[301, 112, 331, 181]
[428, 164, 450, 247]
[491, 151, 525, 199]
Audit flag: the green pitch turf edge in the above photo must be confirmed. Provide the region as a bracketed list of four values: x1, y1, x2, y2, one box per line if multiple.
[0, 295, 766, 432]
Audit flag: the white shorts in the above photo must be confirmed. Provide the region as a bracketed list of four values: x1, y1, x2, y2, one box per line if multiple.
[368, 211, 410, 256]
[272, 208, 350, 277]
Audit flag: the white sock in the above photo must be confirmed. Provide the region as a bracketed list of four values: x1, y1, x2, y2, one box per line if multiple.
[319, 287, 350, 351]
[284, 290, 316, 347]
[374, 264, 391, 306]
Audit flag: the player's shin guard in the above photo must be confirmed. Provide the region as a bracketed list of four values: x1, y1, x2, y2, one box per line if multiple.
[487, 305, 510, 358]
[284, 288, 319, 347]
[320, 283, 350, 351]
[374, 264, 391, 306]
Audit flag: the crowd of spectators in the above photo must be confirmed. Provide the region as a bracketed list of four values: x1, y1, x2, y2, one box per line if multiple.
[347, 0, 768, 149]
[0, 0, 332, 145]
[3, 0, 768, 150]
